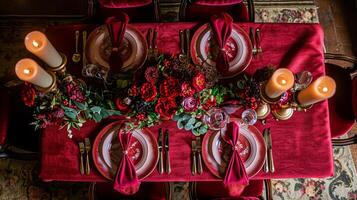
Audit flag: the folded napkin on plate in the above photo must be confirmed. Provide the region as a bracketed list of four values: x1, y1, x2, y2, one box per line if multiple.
[106, 13, 129, 74]
[113, 128, 140, 195]
[223, 121, 249, 185]
[210, 13, 233, 76]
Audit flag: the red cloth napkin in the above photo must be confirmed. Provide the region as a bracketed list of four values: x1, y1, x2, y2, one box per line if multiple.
[223, 121, 249, 185]
[210, 13, 233, 76]
[113, 128, 140, 195]
[106, 13, 129, 74]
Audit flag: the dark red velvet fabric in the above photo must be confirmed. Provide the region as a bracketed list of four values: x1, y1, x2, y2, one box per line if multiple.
[106, 14, 129, 74]
[98, 0, 151, 8]
[353, 77, 357, 117]
[210, 13, 233, 75]
[193, 0, 242, 6]
[0, 87, 9, 145]
[223, 122, 249, 185]
[94, 182, 167, 200]
[326, 63, 355, 137]
[113, 129, 140, 194]
[40, 22, 333, 182]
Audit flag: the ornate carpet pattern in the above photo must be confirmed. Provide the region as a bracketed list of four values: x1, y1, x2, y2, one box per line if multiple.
[0, 4, 356, 200]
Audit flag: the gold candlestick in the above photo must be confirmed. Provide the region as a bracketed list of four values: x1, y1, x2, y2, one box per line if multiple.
[256, 103, 271, 119]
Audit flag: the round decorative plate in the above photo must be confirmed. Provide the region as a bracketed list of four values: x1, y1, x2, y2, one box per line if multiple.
[86, 25, 148, 72]
[191, 23, 252, 79]
[92, 121, 158, 180]
[202, 118, 266, 178]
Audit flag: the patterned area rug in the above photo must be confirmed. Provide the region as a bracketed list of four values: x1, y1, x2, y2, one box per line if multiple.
[0, 4, 356, 200]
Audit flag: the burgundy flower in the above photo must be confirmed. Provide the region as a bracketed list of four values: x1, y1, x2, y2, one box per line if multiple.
[202, 97, 217, 110]
[155, 97, 177, 119]
[50, 107, 65, 119]
[115, 98, 131, 112]
[192, 72, 206, 92]
[140, 82, 157, 102]
[137, 113, 146, 121]
[159, 77, 180, 98]
[66, 82, 86, 103]
[21, 82, 36, 107]
[181, 82, 195, 97]
[144, 66, 159, 84]
[162, 59, 170, 68]
[128, 85, 139, 97]
[182, 97, 200, 112]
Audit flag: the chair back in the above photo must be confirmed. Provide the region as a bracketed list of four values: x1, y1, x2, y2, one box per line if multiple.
[325, 53, 357, 138]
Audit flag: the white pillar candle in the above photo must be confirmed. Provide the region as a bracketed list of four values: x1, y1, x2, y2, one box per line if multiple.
[24, 31, 62, 68]
[15, 58, 53, 88]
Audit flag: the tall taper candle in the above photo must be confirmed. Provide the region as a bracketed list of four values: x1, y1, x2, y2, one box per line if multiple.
[15, 58, 53, 88]
[297, 76, 336, 106]
[265, 68, 295, 99]
[24, 31, 62, 68]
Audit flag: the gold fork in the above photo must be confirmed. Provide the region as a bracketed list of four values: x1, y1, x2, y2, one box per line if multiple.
[78, 142, 85, 175]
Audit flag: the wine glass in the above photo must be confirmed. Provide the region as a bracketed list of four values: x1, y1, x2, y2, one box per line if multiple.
[241, 108, 258, 126]
[203, 107, 230, 130]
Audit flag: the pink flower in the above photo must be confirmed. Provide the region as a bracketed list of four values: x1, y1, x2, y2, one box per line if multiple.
[144, 66, 159, 84]
[182, 97, 200, 112]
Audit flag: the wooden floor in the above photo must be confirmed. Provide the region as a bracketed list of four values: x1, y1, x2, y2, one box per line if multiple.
[316, 0, 357, 168]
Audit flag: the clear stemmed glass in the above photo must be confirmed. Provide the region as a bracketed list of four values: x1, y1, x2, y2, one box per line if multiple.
[203, 107, 230, 131]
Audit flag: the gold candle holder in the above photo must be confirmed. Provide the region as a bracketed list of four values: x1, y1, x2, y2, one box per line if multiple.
[47, 53, 67, 74]
[34, 71, 57, 93]
[256, 103, 271, 119]
[271, 107, 294, 121]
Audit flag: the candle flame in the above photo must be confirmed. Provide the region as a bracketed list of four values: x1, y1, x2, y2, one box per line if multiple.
[23, 68, 31, 75]
[32, 40, 40, 48]
[322, 87, 328, 93]
[280, 79, 287, 85]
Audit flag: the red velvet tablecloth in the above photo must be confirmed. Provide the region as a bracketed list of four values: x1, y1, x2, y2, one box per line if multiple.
[40, 22, 334, 182]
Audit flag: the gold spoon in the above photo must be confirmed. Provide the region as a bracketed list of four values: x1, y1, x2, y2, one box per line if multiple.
[72, 30, 81, 63]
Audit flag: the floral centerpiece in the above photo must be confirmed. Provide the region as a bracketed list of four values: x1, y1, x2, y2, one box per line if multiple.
[115, 55, 230, 135]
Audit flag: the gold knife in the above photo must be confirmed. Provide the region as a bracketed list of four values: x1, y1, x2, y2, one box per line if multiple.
[267, 128, 275, 173]
[263, 128, 269, 173]
[196, 137, 203, 175]
[191, 140, 197, 175]
[78, 142, 85, 175]
[84, 138, 91, 175]
[249, 27, 257, 55]
[255, 28, 262, 54]
[158, 128, 164, 174]
[164, 129, 171, 174]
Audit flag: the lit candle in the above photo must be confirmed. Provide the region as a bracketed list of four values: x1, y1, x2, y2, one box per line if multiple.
[265, 68, 295, 98]
[297, 76, 336, 106]
[24, 31, 62, 68]
[15, 58, 53, 88]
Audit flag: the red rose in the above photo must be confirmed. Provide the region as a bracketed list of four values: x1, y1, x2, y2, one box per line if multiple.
[115, 98, 130, 112]
[21, 82, 36, 107]
[128, 85, 139, 97]
[202, 97, 217, 110]
[140, 82, 157, 102]
[192, 72, 206, 92]
[160, 77, 180, 98]
[181, 82, 195, 97]
[144, 67, 159, 84]
[155, 97, 177, 119]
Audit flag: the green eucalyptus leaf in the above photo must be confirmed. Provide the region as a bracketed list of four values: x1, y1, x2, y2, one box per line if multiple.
[185, 123, 193, 131]
[173, 114, 181, 121]
[198, 125, 208, 134]
[182, 114, 191, 121]
[90, 106, 101, 113]
[65, 111, 77, 119]
[187, 118, 196, 125]
[93, 112, 102, 122]
[177, 119, 184, 129]
[73, 101, 87, 110]
[193, 121, 202, 128]
[192, 128, 201, 136]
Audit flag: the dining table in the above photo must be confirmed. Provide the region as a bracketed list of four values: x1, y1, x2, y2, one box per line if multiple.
[39, 22, 334, 182]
